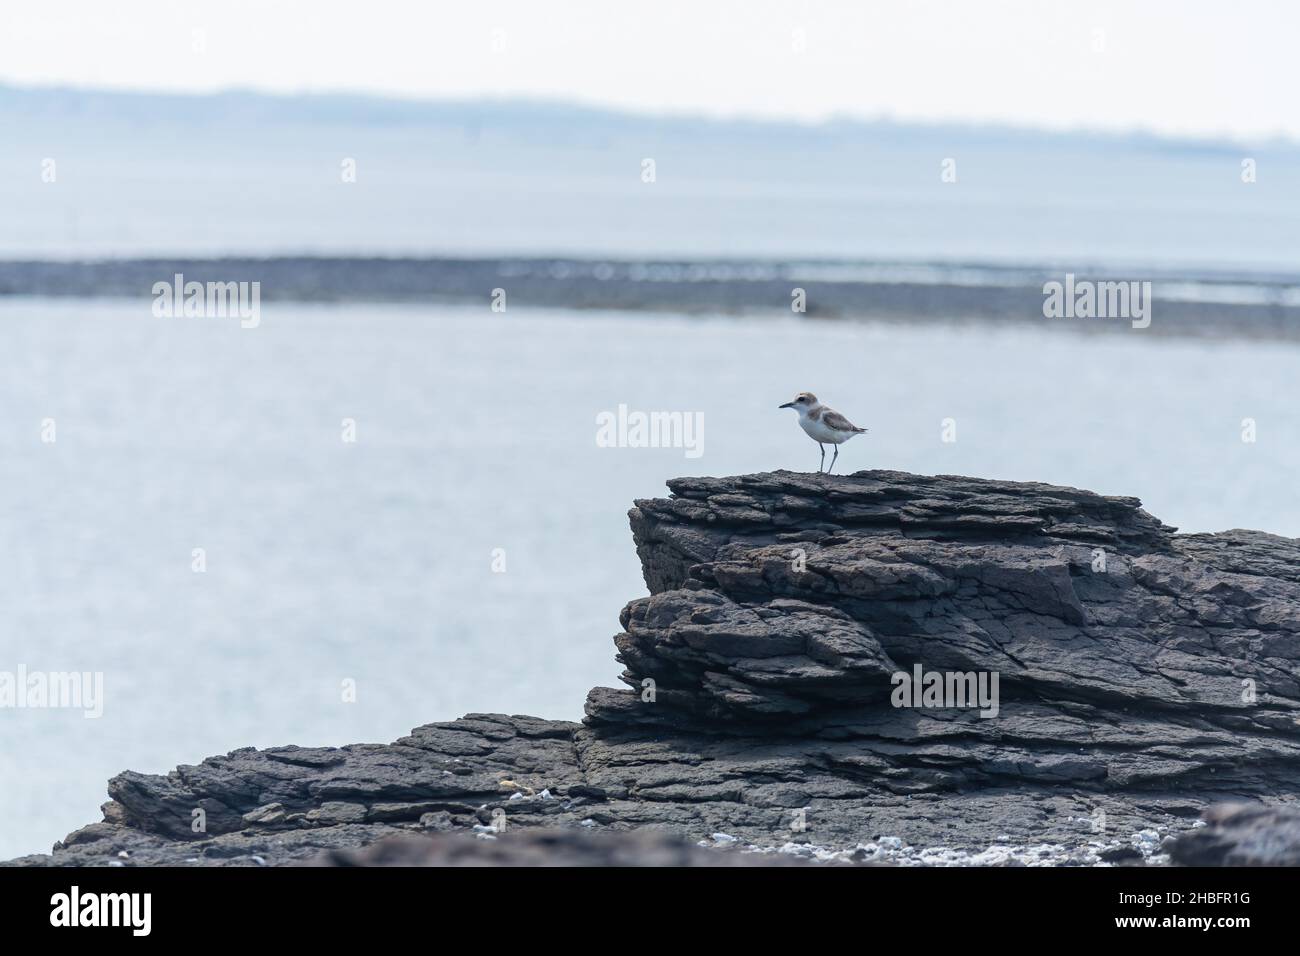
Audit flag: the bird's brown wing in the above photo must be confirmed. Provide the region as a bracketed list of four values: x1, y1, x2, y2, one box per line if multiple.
[822, 409, 866, 432]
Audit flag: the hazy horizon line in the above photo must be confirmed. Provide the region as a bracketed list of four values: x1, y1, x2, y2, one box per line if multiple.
[3, 79, 1294, 152]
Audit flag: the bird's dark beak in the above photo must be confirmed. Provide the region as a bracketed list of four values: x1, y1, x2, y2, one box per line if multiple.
[779, 402, 794, 409]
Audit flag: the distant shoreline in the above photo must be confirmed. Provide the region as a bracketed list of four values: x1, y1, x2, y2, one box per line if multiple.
[3, 256, 1298, 341]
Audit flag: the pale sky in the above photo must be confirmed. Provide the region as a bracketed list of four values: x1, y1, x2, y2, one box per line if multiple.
[1, 1, 1295, 141]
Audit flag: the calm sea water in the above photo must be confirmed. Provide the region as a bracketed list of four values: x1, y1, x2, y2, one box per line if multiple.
[1, 297, 1297, 858]
[3, 105, 1299, 272]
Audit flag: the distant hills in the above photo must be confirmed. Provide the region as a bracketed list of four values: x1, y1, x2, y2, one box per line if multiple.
[1, 82, 1288, 154]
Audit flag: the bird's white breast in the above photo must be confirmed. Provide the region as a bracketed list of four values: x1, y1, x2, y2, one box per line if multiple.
[799, 415, 856, 444]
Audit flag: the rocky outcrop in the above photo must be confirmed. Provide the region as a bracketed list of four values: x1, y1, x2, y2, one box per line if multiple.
[9, 470, 1300, 867]
[596, 470, 1300, 754]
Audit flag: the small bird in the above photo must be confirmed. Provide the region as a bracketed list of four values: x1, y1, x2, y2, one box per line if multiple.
[779, 392, 867, 473]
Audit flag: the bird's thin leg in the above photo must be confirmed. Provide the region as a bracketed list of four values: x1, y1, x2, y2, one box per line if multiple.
[830, 444, 839, 473]
[818, 443, 825, 473]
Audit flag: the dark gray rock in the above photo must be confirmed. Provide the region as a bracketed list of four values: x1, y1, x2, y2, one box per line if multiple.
[1168, 803, 1300, 866]
[9, 470, 1300, 867]
[607, 471, 1300, 737]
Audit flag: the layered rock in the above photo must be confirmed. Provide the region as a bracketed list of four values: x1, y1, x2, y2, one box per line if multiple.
[9, 470, 1300, 867]
[592, 472, 1300, 770]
